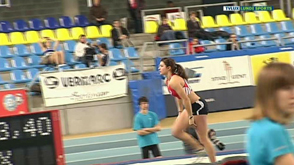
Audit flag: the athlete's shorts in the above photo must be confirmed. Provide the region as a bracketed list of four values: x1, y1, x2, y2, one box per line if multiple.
[191, 98, 209, 115]
[141, 144, 161, 159]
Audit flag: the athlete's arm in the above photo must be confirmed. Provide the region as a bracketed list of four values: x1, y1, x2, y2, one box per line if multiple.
[175, 98, 184, 113]
[275, 154, 294, 165]
[169, 78, 193, 117]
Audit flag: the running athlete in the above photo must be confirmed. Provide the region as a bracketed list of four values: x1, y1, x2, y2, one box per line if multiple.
[159, 57, 216, 163]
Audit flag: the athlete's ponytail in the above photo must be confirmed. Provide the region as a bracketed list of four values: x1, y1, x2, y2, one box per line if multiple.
[175, 63, 188, 80]
[161, 57, 188, 80]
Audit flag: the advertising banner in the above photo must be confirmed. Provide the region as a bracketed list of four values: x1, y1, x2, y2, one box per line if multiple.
[0, 89, 29, 116]
[251, 52, 292, 84]
[39, 64, 128, 107]
[163, 56, 253, 94]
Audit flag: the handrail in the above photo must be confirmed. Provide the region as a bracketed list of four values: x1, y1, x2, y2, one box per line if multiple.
[286, 0, 292, 18]
[184, 2, 238, 19]
[281, 35, 294, 46]
[141, 7, 182, 33]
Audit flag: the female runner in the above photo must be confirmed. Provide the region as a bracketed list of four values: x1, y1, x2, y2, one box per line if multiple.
[159, 57, 216, 163]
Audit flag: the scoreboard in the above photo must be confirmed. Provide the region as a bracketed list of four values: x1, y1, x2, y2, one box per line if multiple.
[0, 110, 65, 165]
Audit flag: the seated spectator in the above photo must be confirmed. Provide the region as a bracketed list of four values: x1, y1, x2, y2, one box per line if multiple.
[188, 38, 204, 54]
[187, 11, 230, 41]
[163, 1, 180, 17]
[89, 0, 108, 27]
[75, 35, 89, 63]
[97, 43, 110, 66]
[111, 20, 134, 48]
[156, 17, 175, 41]
[226, 34, 242, 51]
[39, 37, 65, 67]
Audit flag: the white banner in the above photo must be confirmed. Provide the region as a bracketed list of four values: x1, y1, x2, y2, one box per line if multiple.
[163, 56, 253, 95]
[39, 64, 128, 107]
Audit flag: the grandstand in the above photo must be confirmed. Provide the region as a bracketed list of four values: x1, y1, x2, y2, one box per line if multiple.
[0, 0, 294, 164]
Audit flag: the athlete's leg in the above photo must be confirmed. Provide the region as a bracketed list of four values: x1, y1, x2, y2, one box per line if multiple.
[172, 110, 203, 151]
[194, 115, 216, 163]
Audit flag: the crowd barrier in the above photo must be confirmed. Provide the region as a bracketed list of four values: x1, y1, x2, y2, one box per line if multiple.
[153, 45, 294, 117]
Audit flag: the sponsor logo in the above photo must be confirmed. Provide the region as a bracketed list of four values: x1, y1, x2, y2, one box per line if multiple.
[44, 76, 59, 89]
[113, 68, 127, 80]
[3, 93, 24, 111]
[185, 67, 203, 84]
[211, 61, 247, 85]
[263, 57, 278, 65]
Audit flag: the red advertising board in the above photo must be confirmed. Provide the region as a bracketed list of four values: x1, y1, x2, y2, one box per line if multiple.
[0, 89, 29, 117]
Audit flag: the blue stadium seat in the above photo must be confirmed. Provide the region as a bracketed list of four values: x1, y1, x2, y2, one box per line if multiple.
[215, 38, 227, 51]
[234, 25, 251, 37]
[97, 38, 113, 49]
[283, 32, 294, 45]
[260, 35, 277, 47]
[74, 15, 90, 27]
[30, 43, 43, 56]
[243, 36, 262, 49]
[123, 47, 139, 59]
[250, 24, 268, 35]
[200, 40, 217, 52]
[14, 44, 31, 57]
[4, 84, 15, 89]
[26, 68, 39, 81]
[14, 20, 29, 32]
[0, 76, 8, 85]
[0, 21, 14, 33]
[58, 65, 71, 71]
[109, 61, 118, 66]
[44, 17, 60, 30]
[169, 43, 185, 55]
[10, 70, 30, 83]
[204, 28, 215, 32]
[63, 40, 77, 53]
[0, 58, 13, 71]
[28, 18, 45, 31]
[27, 55, 45, 68]
[42, 67, 56, 72]
[219, 27, 233, 34]
[0, 46, 14, 58]
[65, 52, 80, 65]
[74, 64, 87, 69]
[265, 22, 283, 34]
[11, 57, 33, 69]
[59, 16, 75, 28]
[109, 48, 127, 61]
[121, 59, 139, 73]
[280, 21, 294, 33]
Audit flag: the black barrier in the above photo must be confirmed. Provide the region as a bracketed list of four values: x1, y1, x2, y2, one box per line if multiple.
[165, 86, 255, 117]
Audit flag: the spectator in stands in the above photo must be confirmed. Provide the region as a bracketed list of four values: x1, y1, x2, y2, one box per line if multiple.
[39, 37, 65, 67]
[127, 0, 145, 33]
[188, 38, 204, 54]
[226, 34, 242, 51]
[97, 43, 110, 66]
[187, 11, 214, 41]
[163, 1, 180, 17]
[111, 20, 134, 48]
[75, 35, 100, 67]
[89, 0, 108, 27]
[133, 96, 162, 159]
[156, 17, 175, 41]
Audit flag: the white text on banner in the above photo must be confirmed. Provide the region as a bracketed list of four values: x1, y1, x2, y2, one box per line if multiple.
[39, 64, 128, 107]
[163, 56, 253, 95]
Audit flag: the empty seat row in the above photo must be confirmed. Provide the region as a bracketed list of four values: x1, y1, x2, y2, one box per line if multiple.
[0, 26, 114, 45]
[0, 15, 91, 33]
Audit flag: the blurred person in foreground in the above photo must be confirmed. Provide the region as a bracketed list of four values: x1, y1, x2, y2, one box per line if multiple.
[133, 97, 162, 159]
[246, 62, 294, 165]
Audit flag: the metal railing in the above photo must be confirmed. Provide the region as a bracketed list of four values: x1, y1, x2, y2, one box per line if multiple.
[141, 7, 182, 33]
[184, 2, 238, 20]
[281, 35, 294, 46]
